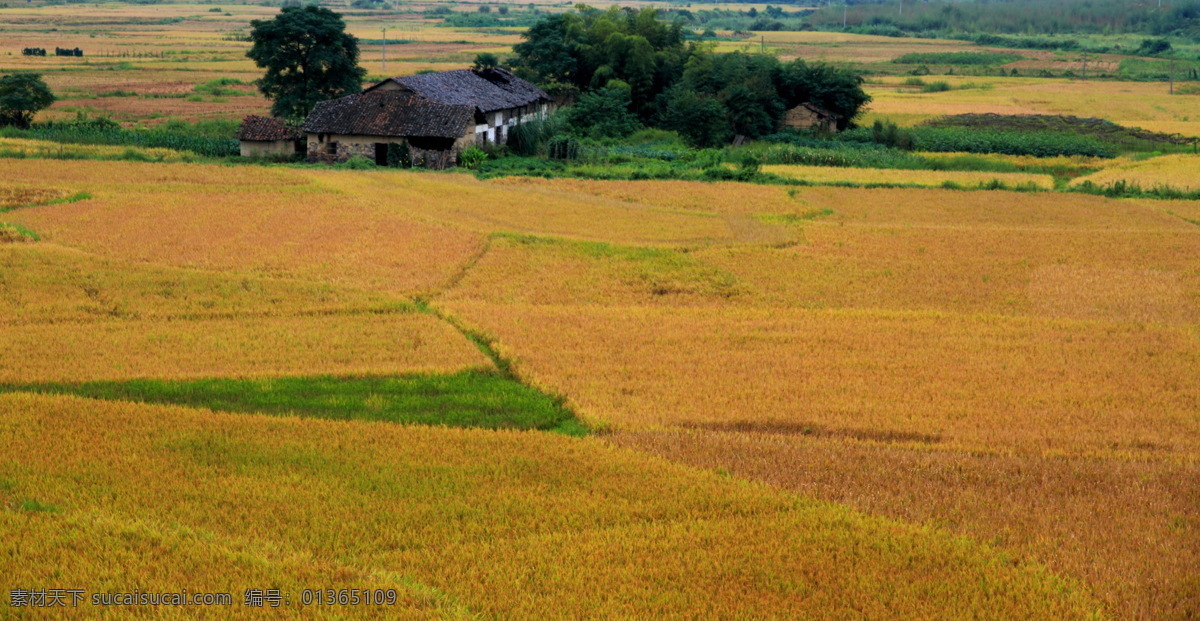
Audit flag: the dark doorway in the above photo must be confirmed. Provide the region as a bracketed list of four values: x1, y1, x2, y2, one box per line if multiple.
[374, 143, 388, 166]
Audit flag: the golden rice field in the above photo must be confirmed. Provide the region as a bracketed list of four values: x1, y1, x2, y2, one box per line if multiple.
[761, 163, 1055, 189]
[4, 3, 1200, 617]
[0, 160, 487, 294]
[1070, 153, 1200, 192]
[429, 177, 1199, 618]
[861, 76, 1200, 136]
[609, 428, 1200, 621]
[443, 303, 1200, 456]
[0, 393, 1104, 619]
[3, 144, 1199, 619]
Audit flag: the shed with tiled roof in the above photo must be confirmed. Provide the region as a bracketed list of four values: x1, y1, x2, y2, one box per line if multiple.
[782, 102, 842, 133]
[235, 115, 304, 158]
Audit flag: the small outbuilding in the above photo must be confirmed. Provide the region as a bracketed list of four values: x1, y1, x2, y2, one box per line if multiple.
[235, 115, 304, 158]
[302, 91, 476, 168]
[783, 102, 842, 133]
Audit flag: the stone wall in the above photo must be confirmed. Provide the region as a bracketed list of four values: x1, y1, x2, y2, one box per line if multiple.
[240, 140, 296, 158]
[306, 133, 472, 168]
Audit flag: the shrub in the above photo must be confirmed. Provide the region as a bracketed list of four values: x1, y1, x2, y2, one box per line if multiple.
[922, 81, 952, 93]
[459, 145, 487, 169]
[507, 117, 560, 156]
[870, 119, 913, 149]
[336, 155, 376, 170]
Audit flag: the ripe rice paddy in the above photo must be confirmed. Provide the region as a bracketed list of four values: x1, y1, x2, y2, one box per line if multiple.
[1070, 153, 1200, 192]
[0, 393, 1103, 619]
[3, 153, 1198, 617]
[3, 4, 1200, 616]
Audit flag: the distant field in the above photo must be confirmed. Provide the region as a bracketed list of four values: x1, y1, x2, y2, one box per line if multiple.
[862, 77, 1200, 138]
[1070, 153, 1200, 192]
[761, 163, 1054, 189]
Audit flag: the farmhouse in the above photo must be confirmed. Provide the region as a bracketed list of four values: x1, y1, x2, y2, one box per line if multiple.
[783, 102, 841, 133]
[300, 67, 552, 167]
[364, 67, 554, 147]
[235, 115, 304, 158]
[303, 91, 475, 168]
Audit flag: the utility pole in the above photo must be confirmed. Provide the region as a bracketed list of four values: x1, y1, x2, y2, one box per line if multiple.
[1170, 50, 1175, 94]
[381, 27, 387, 74]
[1081, 52, 1087, 80]
[843, 2, 847, 28]
[899, 0, 902, 18]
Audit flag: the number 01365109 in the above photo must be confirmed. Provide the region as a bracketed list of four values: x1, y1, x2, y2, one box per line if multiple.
[300, 589, 399, 606]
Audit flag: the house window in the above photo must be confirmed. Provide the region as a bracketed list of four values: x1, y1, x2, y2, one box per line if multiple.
[326, 141, 338, 155]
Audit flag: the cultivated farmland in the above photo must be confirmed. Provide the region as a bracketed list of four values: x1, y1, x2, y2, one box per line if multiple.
[3, 157, 1197, 617]
[2, 1, 1199, 618]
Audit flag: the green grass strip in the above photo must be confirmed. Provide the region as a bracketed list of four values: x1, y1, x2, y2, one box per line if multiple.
[0, 370, 587, 436]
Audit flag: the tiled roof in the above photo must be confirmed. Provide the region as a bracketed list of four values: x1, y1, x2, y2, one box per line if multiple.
[300, 91, 474, 139]
[799, 102, 841, 120]
[235, 115, 303, 141]
[371, 68, 551, 113]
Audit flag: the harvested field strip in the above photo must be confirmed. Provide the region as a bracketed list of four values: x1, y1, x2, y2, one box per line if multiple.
[761, 164, 1054, 189]
[442, 303, 1200, 456]
[0, 393, 1104, 619]
[0, 185, 68, 210]
[0, 371, 583, 434]
[607, 429, 1200, 620]
[0, 312, 491, 383]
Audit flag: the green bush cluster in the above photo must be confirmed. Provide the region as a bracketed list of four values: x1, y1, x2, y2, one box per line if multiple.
[840, 126, 1117, 158]
[892, 52, 1023, 65]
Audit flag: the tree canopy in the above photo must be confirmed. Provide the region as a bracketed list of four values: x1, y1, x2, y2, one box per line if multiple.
[512, 6, 869, 143]
[247, 6, 366, 119]
[0, 73, 55, 129]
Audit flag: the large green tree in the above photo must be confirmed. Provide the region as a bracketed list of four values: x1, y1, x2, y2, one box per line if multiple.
[514, 9, 870, 140]
[247, 6, 366, 119]
[512, 6, 686, 116]
[656, 86, 729, 147]
[0, 73, 55, 129]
